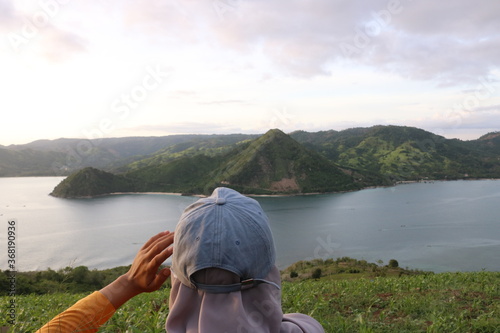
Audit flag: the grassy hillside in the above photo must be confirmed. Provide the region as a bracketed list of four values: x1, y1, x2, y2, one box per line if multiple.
[3, 125, 500, 180]
[204, 129, 379, 195]
[127, 154, 224, 194]
[51, 167, 135, 198]
[1, 134, 258, 176]
[51, 129, 384, 198]
[0, 148, 67, 176]
[51, 125, 500, 198]
[1, 260, 498, 332]
[291, 126, 500, 182]
[122, 134, 257, 172]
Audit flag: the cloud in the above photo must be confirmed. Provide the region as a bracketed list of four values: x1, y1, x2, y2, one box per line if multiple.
[128, 0, 500, 85]
[118, 122, 255, 136]
[198, 99, 249, 105]
[405, 104, 500, 140]
[1, 0, 87, 60]
[392, 1, 500, 38]
[5, 0, 499, 84]
[0, 0, 15, 22]
[168, 90, 198, 99]
[475, 104, 500, 113]
[39, 27, 87, 62]
[122, 1, 212, 44]
[209, 1, 368, 77]
[237, 0, 500, 84]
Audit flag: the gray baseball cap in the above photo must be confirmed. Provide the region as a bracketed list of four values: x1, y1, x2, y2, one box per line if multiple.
[172, 187, 278, 293]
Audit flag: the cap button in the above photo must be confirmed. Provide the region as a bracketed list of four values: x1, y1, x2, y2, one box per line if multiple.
[215, 198, 226, 205]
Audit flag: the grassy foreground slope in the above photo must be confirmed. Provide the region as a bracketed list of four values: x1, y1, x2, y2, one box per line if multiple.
[1, 266, 499, 332]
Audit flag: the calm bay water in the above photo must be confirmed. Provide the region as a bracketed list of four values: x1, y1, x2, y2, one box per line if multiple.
[1, 177, 499, 273]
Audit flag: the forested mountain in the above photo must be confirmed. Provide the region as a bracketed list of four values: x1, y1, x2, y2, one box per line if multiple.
[195, 129, 381, 194]
[0, 134, 257, 176]
[3, 125, 500, 195]
[51, 129, 382, 197]
[290, 126, 500, 181]
[50, 167, 135, 198]
[0, 148, 67, 176]
[120, 134, 258, 172]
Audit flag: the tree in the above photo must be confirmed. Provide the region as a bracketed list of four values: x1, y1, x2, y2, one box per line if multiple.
[388, 259, 399, 268]
[312, 268, 322, 279]
[72, 266, 90, 284]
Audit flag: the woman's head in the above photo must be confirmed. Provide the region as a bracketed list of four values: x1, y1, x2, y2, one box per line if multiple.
[167, 187, 325, 333]
[167, 187, 283, 333]
[171, 187, 277, 292]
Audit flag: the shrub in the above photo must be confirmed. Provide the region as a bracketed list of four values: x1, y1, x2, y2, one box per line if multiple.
[290, 271, 298, 278]
[312, 268, 322, 279]
[388, 259, 399, 268]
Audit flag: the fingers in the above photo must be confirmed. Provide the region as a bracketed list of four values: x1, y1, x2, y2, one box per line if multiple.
[126, 230, 174, 293]
[147, 232, 174, 257]
[144, 240, 173, 292]
[149, 267, 171, 291]
[144, 232, 174, 272]
[141, 230, 172, 252]
[153, 245, 174, 267]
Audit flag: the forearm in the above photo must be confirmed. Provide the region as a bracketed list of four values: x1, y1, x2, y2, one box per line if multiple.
[100, 274, 142, 309]
[36, 231, 173, 332]
[36, 274, 154, 333]
[36, 291, 116, 333]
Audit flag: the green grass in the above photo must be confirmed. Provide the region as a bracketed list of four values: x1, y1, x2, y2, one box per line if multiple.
[2, 270, 499, 332]
[281, 272, 500, 332]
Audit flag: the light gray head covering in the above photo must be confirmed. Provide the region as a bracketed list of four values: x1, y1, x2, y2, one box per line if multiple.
[171, 187, 278, 293]
[167, 187, 325, 333]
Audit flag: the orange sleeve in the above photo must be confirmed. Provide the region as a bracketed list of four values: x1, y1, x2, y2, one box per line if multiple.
[35, 291, 116, 333]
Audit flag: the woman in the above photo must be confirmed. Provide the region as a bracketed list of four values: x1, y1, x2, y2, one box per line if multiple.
[36, 187, 324, 333]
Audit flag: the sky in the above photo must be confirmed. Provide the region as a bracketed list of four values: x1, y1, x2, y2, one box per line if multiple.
[1, 0, 500, 146]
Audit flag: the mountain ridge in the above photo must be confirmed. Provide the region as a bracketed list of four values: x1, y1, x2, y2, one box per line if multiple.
[3, 125, 500, 192]
[200, 128, 375, 194]
[51, 129, 392, 198]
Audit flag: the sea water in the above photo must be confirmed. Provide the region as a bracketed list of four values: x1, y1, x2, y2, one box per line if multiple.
[1, 177, 499, 272]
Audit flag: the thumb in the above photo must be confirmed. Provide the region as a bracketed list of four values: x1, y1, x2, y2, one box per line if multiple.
[149, 268, 171, 291]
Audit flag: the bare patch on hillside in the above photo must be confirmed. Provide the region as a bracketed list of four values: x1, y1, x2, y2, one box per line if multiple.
[270, 177, 300, 192]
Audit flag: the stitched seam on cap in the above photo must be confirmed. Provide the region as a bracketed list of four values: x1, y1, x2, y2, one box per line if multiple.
[214, 203, 221, 266]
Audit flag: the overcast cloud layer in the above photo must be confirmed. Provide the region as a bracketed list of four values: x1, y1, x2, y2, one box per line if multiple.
[1, 0, 499, 144]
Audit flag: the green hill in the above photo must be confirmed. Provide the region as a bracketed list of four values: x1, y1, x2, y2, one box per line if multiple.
[121, 134, 257, 172]
[291, 125, 500, 181]
[126, 154, 223, 194]
[51, 167, 135, 198]
[1, 134, 258, 176]
[203, 128, 383, 194]
[49, 126, 500, 198]
[6, 125, 500, 196]
[50, 129, 384, 198]
[0, 147, 67, 176]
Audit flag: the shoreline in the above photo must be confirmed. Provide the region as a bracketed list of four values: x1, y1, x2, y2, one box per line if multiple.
[51, 177, 500, 199]
[108, 191, 206, 197]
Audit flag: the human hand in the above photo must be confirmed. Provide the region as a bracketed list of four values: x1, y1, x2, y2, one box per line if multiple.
[125, 230, 175, 293]
[101, 230, 174, 309]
